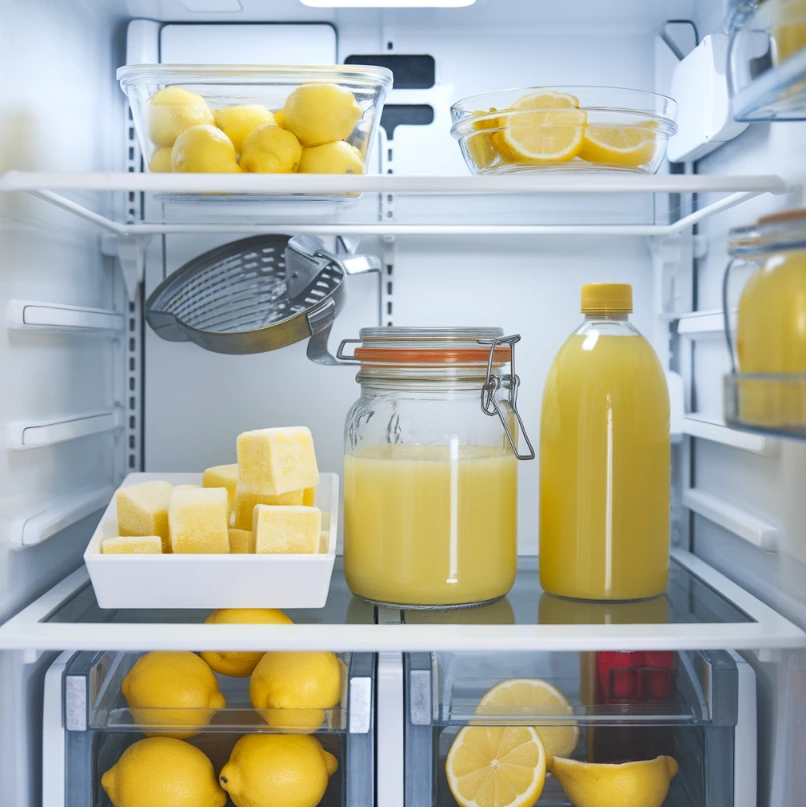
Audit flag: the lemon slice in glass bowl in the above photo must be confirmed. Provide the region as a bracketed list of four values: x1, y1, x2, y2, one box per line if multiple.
[579, 124, 658, 169]
[446, 725, 546, 807]
[500, 108, 587, 164]
[475, 678, 579, 758]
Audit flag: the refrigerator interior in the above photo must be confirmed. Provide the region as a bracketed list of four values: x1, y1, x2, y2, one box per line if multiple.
[0, 0, 805, 805]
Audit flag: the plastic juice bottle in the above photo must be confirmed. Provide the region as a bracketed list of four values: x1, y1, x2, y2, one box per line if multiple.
[539, 284, 670, 601]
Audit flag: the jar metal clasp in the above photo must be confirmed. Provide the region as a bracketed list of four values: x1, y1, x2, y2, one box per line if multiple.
[478, 334, 536, 461]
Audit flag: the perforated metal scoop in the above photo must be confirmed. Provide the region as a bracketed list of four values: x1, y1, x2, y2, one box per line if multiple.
[145, 234, 381, 363]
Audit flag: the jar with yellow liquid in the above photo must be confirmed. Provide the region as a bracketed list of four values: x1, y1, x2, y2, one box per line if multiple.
[724, 209, 806, 436]
[341, 328, 534, 608]
[539, 284, 671, 601]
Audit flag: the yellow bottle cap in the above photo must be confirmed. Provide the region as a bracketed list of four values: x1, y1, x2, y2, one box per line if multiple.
[581, 283, 633, 314]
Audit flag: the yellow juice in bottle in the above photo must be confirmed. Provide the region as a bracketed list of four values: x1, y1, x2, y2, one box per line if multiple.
[344, 445, 517, 607]
[539, 284, 670, 601]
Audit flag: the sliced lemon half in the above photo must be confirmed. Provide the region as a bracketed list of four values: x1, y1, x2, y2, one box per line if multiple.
[446, 725, 546, 807]
[476, 678, 579, 758]
[511, 90, 580, 110]
[579, 125, 658, 169]
[501, 108, 587, 163]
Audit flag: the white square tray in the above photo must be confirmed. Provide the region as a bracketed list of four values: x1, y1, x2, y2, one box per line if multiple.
[84, 472, 339, 609]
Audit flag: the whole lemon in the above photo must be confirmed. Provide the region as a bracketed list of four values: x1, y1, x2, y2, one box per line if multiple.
[250, 651, 341, 731]
[240, 124, 302, 173]
[121, 651, 226, 738]
[219, 734, 338, 807]
[147, 87, 214, 147]
[279, 84, 362, 147]
[200, 608, 294, 677]
[171, 125, 241, 173]
[101, 737, 226, 807]
[214, 104, 276, 153]
[298, 141, 365, 175]
[148, 146, 173, 173]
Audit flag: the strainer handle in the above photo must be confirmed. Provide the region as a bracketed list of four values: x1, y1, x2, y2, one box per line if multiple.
[306, 299, 339, 366]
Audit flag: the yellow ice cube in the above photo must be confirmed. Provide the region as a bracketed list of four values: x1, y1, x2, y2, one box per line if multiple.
[303, 487, 316, 507]
[102, 535, 163, 554]
[232, 483, 305, 530]
[236, 427, 319, 495]
[115, 481, 174, 553]
[202, 463, 239, 512]
[253, 505, 321, 554]
[228, 528, 255, 554]
[175, 484, 199, 490]
[169, 487, 230, 554]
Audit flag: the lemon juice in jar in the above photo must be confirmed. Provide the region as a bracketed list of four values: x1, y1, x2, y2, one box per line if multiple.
[341, 328, 534, 609]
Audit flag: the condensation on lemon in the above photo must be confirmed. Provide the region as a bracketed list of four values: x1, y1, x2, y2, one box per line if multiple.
[475, 678, 579, 758]
[446, 725, 546, 807]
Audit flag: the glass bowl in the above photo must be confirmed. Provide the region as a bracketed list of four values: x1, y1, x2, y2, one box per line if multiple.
[450, 86, 678, 175]
[117, 64, 393, 199]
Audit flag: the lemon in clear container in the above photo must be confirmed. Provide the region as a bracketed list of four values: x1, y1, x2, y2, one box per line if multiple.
[148, 146, 173, 173]
[298, 140, 365, 174]
[240, 124, 302, 173]
[213, 104, 276, 153]
[170, 124, 241, 173]
[147, 86, 214, 147]
[278, 83, 362, 147]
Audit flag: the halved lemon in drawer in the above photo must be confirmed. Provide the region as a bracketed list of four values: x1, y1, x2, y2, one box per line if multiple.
[475, 678, 579, 758]
[579, 125, 658, 169]
[501, 108, 587, 163]
[446, 725, 546, 807]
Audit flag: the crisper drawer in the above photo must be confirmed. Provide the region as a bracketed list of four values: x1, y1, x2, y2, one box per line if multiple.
[43, 650, 374, 807]
[405, 650, 755, 807]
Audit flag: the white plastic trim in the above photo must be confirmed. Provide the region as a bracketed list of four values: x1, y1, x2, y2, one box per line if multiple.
[683, 414, 780, 456]
[6, 300, 123, 332]
[677, 309, 736, 338]
[0, 550, 803, 651]
[683, 488, 780, 552]
[7, 486, 116, 547]
[732, 652, 758, 807]
[376, 653, 405, 807]
[42, 653, 70, 807]
[8, 409, 123, 450]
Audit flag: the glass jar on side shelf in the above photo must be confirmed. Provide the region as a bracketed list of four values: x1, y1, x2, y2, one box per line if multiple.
[724, 209, 806, 437]
[341, 327, 534, 609]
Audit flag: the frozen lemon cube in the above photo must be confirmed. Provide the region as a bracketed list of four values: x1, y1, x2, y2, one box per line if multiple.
[228, 528, 255, 554]
[202, 463, 238, 512]
[116, 481, 174, 553]
[169, 487, 230, 554]
[236, 427, 319, 495]
[303, 487, 316, 507]
[253, 505, 321, 554]
[232, 483, 304, 530]
[175, 484, 199, 490]
[102, 535, 162, 554]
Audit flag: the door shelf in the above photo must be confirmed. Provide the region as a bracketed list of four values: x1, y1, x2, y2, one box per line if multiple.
[0, 171, 790, 237]
[1, 550, 803, 654]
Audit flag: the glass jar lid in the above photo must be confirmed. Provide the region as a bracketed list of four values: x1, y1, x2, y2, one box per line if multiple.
[346, 327, 511, 366]
[728, 208, 806, 256]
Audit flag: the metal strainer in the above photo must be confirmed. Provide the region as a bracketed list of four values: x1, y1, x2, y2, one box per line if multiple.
[145, 234, 381, 364]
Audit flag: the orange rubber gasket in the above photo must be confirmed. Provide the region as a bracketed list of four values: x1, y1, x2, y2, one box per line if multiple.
[354, 347, 511, 364]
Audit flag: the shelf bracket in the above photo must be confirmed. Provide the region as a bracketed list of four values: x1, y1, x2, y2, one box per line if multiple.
[100, 233, 151, 300]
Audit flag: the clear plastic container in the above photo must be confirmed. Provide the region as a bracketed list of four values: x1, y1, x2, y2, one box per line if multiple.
[117, 64, 392, 200]
[341, 328, 535, 609]
[539, 284, 671, 601]
[450, 87, 677, 175]
[723, 209, 806, 438]
[405, 650, 751, 807]
[50, 650, 374, 807]
[729, 0, 806, 120]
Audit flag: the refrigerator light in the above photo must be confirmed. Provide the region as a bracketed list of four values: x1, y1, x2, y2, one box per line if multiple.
[302, 0, 474, 6]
